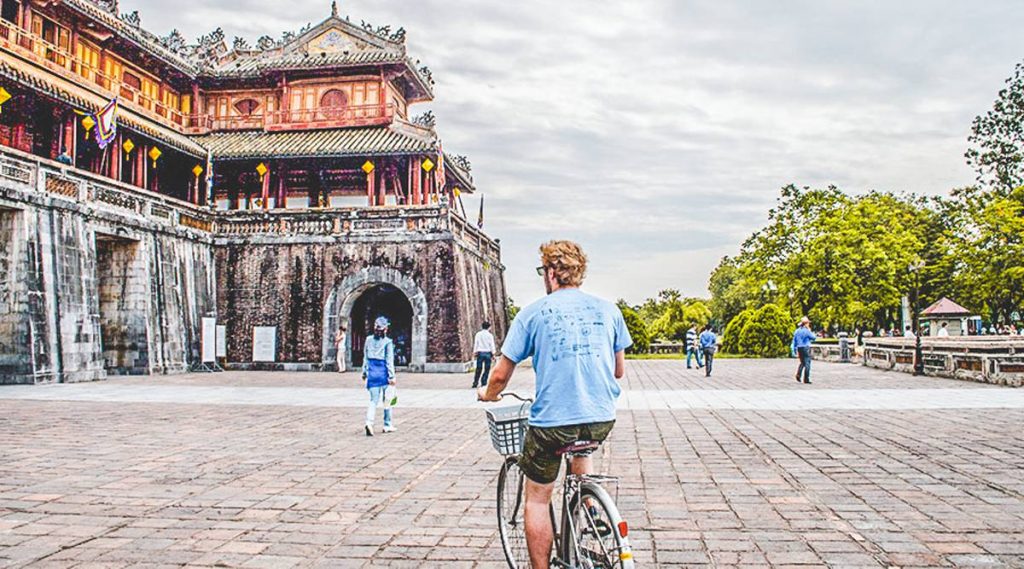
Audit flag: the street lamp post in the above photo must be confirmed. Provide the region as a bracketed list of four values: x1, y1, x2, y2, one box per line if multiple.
[761, 280, 777, 305]
[908, 260, 925, 376]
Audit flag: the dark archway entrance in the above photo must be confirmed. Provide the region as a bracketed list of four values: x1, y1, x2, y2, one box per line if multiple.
[349, 284, 413, 368]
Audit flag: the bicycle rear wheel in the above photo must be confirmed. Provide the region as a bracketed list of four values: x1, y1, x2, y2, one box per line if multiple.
[568, 482, 635, 568]
[497, 456, 529, 568]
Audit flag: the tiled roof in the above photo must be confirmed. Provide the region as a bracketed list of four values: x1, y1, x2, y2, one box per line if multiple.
[208, 49, 404, 78]
[60, 0, 200, 76]
[195, 124, 436, 160]
[442, 152, 474, 192]
[921, 297, 973, 316]
[0, 57, 206, 156]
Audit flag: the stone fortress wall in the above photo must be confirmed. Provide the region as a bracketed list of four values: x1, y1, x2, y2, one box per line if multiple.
[0, 147, 506, 383]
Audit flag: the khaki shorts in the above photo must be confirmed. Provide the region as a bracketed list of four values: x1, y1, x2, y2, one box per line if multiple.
[518, 421, 615, 484]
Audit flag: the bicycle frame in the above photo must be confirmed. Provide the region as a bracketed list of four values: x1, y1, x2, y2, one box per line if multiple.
[550, 454, 624, 567]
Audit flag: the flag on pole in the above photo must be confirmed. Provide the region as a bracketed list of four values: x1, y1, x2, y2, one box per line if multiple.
[435, 143, 447, 195]
[74, 97, 118, 149]
[94, 98, 118, 149]
[477, 195, 484, 228]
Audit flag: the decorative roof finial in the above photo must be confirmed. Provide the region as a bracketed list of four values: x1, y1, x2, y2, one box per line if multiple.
[331, 1, 338, 17]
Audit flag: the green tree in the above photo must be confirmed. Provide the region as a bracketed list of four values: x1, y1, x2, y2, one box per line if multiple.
[506, 297, 521, 322]
[708, 257, 756, 327]
[738, 304, 793, 358]
[966, 60, 1024, 191]
[710, 185, 954, 332]
[683, 301, 712, 329]
[617, 303, 651, 354]
[952, 186, 1024, 322]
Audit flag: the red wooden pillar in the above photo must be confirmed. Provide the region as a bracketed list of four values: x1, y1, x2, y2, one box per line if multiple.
[134, 146, 144, 187]
[366, 165, 375, 207]
[376, 161, 385, 206]
[276, 162, 286, 208]
[412, 158, 422, 205]
[142, 145, 149, 190]
[109, 134, 120, 181]
[261, 166, 270, 210]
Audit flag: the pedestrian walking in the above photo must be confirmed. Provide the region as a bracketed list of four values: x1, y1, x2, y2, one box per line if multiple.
[362, 316, 396, 436]
[937, 322, 950, 337]
[685, 324, 703, 369]
[699, 324, 717, 377]
[792, 316, 815, 384]
[472, 321, 496, 388]
[334, 324, 347, 372]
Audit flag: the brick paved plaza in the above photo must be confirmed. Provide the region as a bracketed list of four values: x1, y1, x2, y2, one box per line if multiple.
[1, 360, 1023, 568]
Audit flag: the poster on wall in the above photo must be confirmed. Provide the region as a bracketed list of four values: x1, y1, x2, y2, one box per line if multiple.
[215, 325, 227, 358]
[252, 326, 277, 362]
[201, 318, 216, 363]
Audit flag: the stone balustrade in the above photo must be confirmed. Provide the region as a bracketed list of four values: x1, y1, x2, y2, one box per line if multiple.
[0, 147, 501, 264]
[0, 148, 215, 239]
[863, 336, 1024, 387]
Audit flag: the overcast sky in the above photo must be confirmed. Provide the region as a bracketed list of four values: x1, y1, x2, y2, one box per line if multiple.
[129, 0, 1024, 307]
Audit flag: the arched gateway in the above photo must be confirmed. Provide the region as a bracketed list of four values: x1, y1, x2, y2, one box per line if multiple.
[321, 268, 428, 371]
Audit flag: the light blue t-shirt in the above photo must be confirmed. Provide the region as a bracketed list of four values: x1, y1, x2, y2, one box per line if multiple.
[501, 288, 632, 428]
[791, 327, 816, 350]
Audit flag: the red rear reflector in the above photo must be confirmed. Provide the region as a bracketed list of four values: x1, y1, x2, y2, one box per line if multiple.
[618, 521, 628, 537]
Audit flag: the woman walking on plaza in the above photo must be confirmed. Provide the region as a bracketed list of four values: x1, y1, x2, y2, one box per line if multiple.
[362, 316, 396, 436]
[334, 324, 347, 372]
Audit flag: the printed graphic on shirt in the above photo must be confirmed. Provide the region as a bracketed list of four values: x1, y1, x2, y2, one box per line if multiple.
[540, 302, 607, 362]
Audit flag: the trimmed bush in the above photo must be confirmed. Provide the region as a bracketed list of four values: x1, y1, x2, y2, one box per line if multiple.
[738, 304, 793, 358]
[722, 308, 754, 354]
[620, 305, 651, 354]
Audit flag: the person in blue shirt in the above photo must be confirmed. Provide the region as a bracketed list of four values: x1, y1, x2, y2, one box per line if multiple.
[791, 316, 816, 384]
[362, 316, 396, 436]
[478, 240, 631, 569]
[698, 324, 718, 377]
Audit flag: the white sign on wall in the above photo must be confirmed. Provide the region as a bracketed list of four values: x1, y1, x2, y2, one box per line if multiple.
[252, 326, 277, 362]
[201, 318, 216, 363]
[215, 325, 227, 358]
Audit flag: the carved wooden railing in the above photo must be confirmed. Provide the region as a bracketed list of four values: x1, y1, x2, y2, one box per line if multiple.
[188, 103, 395, 133]
[0, 18, 189, 130]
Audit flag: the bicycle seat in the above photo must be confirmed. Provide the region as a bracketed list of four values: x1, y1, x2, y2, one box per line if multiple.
[556, 440, 600, 456]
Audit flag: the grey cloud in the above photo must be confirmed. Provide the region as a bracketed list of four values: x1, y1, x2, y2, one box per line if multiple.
[125, 0, 1024, 303]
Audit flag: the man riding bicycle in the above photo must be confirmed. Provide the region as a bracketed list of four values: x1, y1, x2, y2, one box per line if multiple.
[479, 240, 631, 569]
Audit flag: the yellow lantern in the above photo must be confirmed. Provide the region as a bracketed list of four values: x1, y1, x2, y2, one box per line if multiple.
[421, 158, 435, 172]
[0, 87, 10, 114]
[122, 138, 135, 160]
[256, 162, 268, 181]
[361, 160, 375, 174]
[81, 114, 95, 138]
[453, 187, 461, 198]
[192, 165, 203, 178]
[148, 146, 162, 168]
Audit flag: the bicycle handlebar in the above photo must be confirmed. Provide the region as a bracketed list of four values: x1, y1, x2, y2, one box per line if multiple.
[499, 392, 533, 403]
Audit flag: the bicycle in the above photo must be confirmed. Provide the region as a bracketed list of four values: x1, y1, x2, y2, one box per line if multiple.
[485, 392, 635, 569]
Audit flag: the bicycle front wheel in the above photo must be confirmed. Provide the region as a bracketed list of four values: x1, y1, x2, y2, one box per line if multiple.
[569, 482, 635, 568]
[496, 456, 529, 568]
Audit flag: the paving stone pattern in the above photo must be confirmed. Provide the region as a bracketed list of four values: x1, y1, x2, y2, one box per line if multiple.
[1, 359, 1022, 568]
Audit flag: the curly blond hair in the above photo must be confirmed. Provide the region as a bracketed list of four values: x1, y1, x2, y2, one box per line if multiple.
[539, 240, 588, 287]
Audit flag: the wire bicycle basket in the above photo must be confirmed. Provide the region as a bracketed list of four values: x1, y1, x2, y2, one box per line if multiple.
[486, 401, 530, 456]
